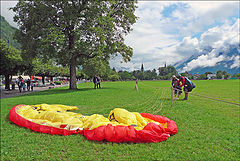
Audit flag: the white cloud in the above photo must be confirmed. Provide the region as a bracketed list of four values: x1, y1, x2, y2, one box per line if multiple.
[123, 1, 181, 69]
[186, 1, 226, 13]
[119, 1, 239, 71]
[180, 18, 240, 72]
[174, 1, 239, 35]
[230, 56, 240, 69]
[175, 37, 200, 57]
[200, 18, 240, 48]
[1, 1, 239, 72]
[182, 51, 225, 72]
[1, 1, 18, 28]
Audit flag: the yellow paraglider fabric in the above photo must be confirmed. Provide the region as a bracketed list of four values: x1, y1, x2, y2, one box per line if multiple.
[15, 104, 166, 131]
[9, 104, 178, 143]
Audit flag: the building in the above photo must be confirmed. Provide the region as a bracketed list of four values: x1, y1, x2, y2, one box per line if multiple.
[207, 74, 216, 79]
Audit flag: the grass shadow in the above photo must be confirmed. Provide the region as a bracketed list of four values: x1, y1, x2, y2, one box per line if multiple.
[5, 114, 14, 124]
[163, 98, 189, 101]
[16, 87, 113, 97]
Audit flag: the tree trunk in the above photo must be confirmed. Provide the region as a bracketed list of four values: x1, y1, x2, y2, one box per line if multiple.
[70, 62, 77, 89]
[67, 27, 77, 90]
[4, 74, 10, 90]
[42, 76, 45, 85]
[68, 28, 77, 90]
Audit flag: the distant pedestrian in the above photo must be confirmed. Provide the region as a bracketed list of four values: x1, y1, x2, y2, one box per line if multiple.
[176, 75, 196, 100]
[18, 76, 23, 93]
[26, 79, 31, 91]
[135, 79, 138, 91]
[97, 75, 101, 89]
[172, 75, 182, 99]
[23, 82, 26, 91]
[50, 81, 55, 86]
[30, 81, 34, 91]
[93, 75, 98, 89]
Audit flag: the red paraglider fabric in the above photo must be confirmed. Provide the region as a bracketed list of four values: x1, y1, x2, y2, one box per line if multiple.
[9, 105, 81, 135]
[140, 113, 178, 135]
[83, 123, 170, 143]
[9, 105, 178, 143]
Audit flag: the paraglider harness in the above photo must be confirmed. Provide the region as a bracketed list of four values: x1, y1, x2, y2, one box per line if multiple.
[184, 77, 195, 92]
[108, 111, 137, 127]
[109, 112, 116, 121]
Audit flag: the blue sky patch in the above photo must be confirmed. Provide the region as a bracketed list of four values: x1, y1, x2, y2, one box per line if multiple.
[161, 4, 178, 18]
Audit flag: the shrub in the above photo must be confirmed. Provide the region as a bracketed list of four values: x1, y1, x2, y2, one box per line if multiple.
[108, 74, 120, 81]
[55, 81, 63, 85]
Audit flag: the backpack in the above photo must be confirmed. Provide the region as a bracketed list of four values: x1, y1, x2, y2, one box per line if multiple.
[185, 77, 195, 89]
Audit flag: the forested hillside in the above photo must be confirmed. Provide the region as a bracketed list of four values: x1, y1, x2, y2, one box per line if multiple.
[0, 15, 20, 49]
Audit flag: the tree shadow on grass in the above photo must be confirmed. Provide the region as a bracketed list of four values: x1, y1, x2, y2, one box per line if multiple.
[16, 87, 113, 97]
[163, 98, 188, 101]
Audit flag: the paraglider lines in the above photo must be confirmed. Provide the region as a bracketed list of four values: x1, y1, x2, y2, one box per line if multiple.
[153, 89, 168, 114]
[171, 87, 240, 106]
[190, 93, 240, 106]
[136, 88, 162, 113]
[147, 88, 166, 113]
[123, 88, 160, 108]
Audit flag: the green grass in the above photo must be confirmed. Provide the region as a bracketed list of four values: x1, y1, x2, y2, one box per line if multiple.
[1, 80, 239, 160]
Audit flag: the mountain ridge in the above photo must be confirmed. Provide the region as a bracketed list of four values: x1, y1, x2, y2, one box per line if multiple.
[174, 43, 240, 75]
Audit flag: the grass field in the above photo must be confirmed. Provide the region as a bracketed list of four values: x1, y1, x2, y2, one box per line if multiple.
[1, 79, 239, 160]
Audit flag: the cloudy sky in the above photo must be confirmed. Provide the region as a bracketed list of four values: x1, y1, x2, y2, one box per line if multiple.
[1, 1, 239, 71]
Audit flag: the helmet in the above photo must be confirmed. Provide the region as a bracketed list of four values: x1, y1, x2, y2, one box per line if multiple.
[172, 75, 176, 79]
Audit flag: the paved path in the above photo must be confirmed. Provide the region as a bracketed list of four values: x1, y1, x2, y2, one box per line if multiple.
[0, 84, 69, 99]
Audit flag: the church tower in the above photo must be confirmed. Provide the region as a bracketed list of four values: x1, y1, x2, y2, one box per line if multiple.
[141, 63, 144, 72]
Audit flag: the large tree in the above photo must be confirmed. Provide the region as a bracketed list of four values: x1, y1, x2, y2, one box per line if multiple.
[0, 39, 25, 90]
[216, 70, 223, 79]
[82, 58, 110, 80]
[32, 58, 60, 84]
[118, 70, 132, 80]
[12, 0, 137, 89]
[158, 65, 177, 76]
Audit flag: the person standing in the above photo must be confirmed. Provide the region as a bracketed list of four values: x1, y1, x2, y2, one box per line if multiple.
[93, 75, 98, 89]
[171, 75, 182, 99]
[176, 75, 195, 100]
[18, 76, 23, 93]
[23, 81, 26, 91]
[97, 75, 101, 89]
[26, 78, 31, 91]
[30, 80, 34, 91]
[135, 79, 138, 91]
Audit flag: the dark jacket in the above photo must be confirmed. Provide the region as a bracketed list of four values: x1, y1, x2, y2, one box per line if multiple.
[93, 77, 97, 83]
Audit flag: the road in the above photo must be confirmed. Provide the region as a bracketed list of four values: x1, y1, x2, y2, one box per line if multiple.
[0, 84, 69, 99]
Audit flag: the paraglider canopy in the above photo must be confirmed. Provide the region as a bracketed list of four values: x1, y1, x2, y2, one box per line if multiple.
[9, 104, 178, 143]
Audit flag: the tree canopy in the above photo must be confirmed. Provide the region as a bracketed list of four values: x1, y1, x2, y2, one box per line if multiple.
[12, 0, 137, 89]
[82, 58, 111, 80]
[0, 39, 25, 89]
[158, 65, 177, 80]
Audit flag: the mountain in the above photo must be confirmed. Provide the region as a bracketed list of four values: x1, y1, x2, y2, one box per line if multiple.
[174, 44, 240, 75]
[0, 15, 21, 49]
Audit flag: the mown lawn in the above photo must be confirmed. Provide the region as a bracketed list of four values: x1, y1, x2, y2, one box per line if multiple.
[1, 80, 239, 160]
